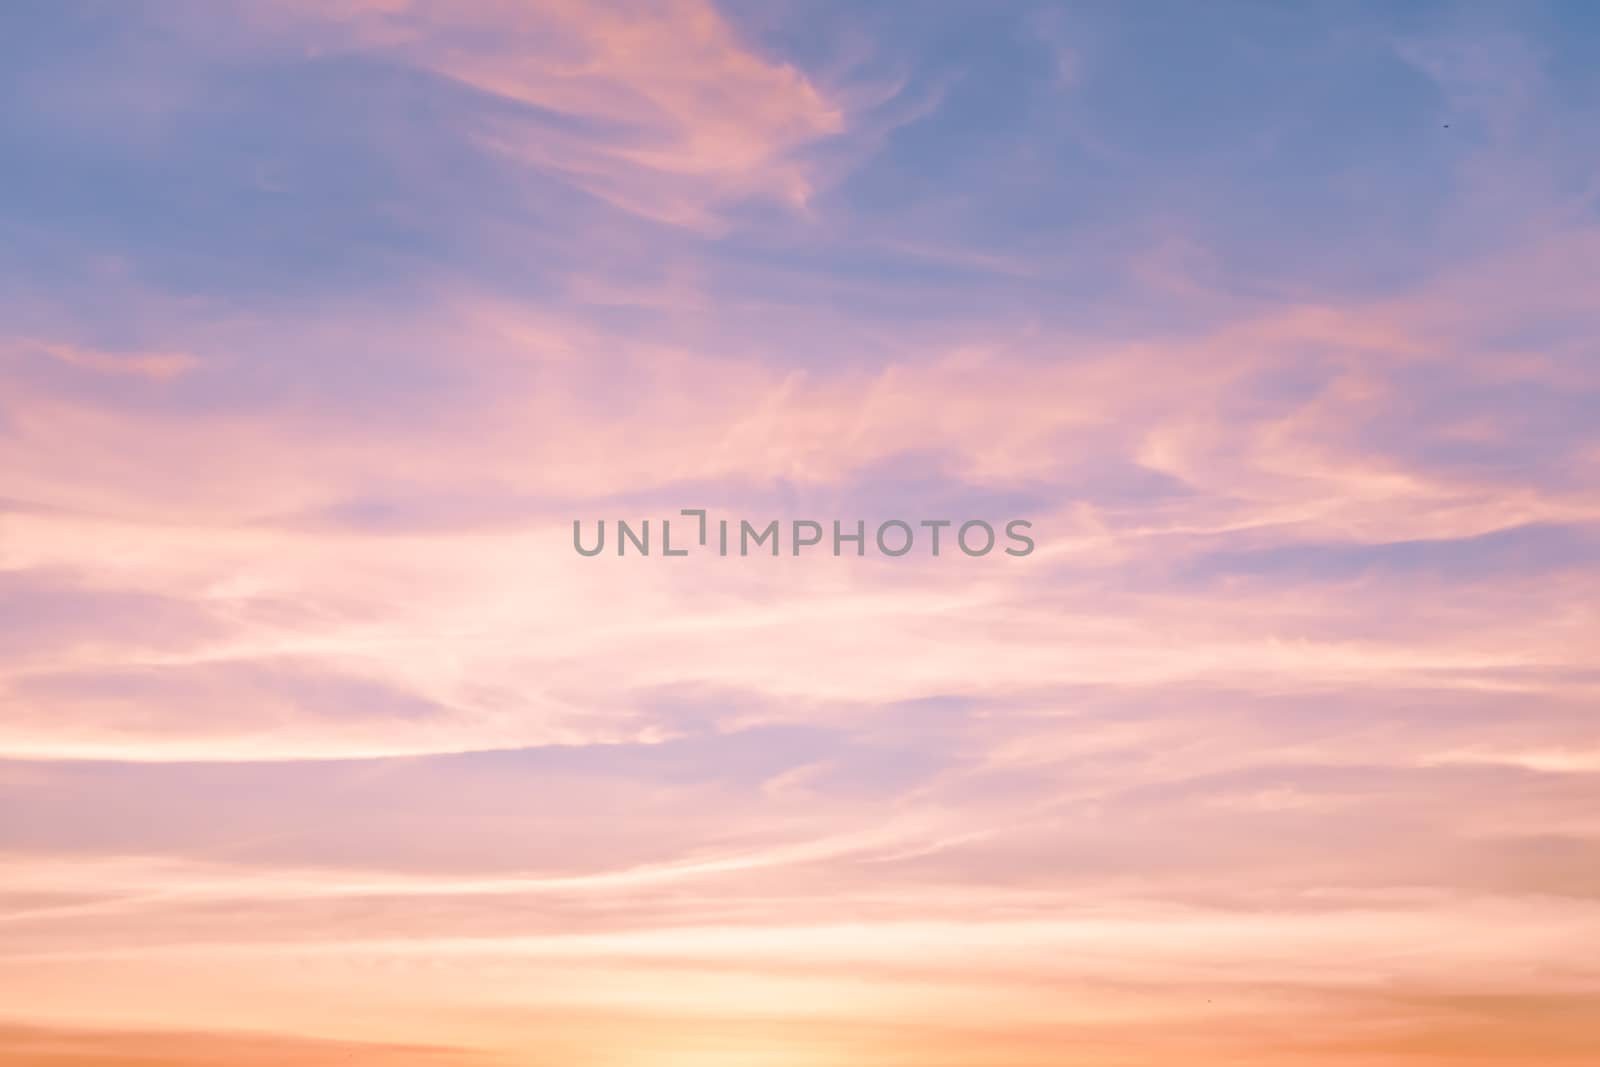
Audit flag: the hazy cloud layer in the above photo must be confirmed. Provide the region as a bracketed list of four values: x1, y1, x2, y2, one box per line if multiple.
[1, 1, 1598, 1064]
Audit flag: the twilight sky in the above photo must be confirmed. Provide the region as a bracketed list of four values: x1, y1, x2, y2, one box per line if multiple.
[2, 1, 1599, 1064]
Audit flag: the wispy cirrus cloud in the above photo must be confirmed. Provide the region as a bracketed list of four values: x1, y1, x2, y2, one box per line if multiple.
[231, 0, 851, 228]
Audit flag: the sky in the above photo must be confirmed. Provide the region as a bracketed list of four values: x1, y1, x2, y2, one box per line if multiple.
[1, 1, 1599, 1064]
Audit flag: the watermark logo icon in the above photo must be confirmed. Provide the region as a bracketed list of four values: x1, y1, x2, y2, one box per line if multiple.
[574, 510, 1034, 558]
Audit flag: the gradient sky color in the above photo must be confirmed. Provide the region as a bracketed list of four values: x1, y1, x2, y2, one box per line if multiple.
[2, 1, 1599, 1064]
